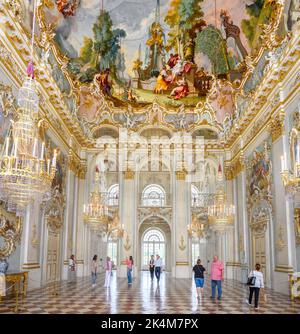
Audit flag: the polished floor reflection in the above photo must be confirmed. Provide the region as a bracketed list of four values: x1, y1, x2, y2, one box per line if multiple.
[0, 271, 299, 314]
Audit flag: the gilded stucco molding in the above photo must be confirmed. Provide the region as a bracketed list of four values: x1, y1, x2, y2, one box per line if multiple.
[225, 151, 245, 180]
[294, 208, 300, 246]
[269, 111, 285, 142]
[68, 153, 87, 179]
[176, 170, 187, 181]
[0, 201, 23, 258]
[124, 170, 135, 180]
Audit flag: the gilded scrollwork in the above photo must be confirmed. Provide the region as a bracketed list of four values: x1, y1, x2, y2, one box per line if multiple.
[269, 111, 285, 142]
[294, 208, 300, 246]
[43, 186, 66, 233]
[225, 151, 245, 180]
[138, 207, 172, 225]
[247, 141, 273, 233]
[0, 202, 22, 258]
[68, 153, 87, 179]
[0, 83, 16, 117]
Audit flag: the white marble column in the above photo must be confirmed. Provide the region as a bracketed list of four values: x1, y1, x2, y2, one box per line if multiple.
[272, 133, 295, 294]
[117, 171, 136, 277]
[19, 201, 42, 289]
[74, 175, 86, 277]
[174, 171, 190, 278]
[61, 169, 75, 280]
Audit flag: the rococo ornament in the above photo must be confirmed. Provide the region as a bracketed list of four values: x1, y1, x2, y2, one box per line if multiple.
[0, 201, 22, 258]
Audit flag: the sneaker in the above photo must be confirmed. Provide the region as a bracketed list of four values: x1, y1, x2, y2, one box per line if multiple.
[254, 307, 259, 310]
[245, 299, 251, 306]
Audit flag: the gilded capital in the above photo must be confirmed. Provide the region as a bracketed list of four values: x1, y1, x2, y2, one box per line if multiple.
[224, 152, 245, 180]
[124, 170, 135, 179]
[176, 170, 186, 180]
[269, 112, 285, 142]
[67, 154, 86, 179]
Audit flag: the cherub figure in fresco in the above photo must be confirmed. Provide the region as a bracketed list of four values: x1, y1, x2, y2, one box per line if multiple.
[127, 89, 137, 103]
[154, 66, 172, 94]
[170, 77, 189, 100]
[56, 0, 79, 18]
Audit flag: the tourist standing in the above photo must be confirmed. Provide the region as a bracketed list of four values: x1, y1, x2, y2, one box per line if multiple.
[154, 254, 163, 283]
[193, 259, 206, 298]
[210, 255, 224, 301]
[246, 263, 264, 310]
[91, 255, 98, 288]
[0, 258, 9, 297]
[68, 254, 76, 283]
[126, 256, 134, 284]
[104, 256, 113, 288]
[149, 255, 155, 281]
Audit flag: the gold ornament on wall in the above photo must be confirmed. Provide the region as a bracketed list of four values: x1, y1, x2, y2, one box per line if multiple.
[0, 202, 22, 258]
[123, 234, 131, 251]
[178, 235, 186, 251]
[31, 223, 39, 247]
[294, 208, 300, 246]
[275, 224, 286, 252]
[239, 235, 244, 253]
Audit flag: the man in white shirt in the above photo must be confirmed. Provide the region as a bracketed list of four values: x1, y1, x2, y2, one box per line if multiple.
[154, 255, 163, 283]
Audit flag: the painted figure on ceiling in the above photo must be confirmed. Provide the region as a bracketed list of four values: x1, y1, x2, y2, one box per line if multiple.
[56, 0, 79, 18]
[170, 77, 189, 100]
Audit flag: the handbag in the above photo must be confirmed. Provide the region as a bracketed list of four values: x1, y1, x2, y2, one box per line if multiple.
[246, 271, 256, 286]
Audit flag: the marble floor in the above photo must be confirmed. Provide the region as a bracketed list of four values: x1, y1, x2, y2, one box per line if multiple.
[0, 271, 299, 314]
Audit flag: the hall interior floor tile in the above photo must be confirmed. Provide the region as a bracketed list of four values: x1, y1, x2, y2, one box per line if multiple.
[0, 272, 299, 314]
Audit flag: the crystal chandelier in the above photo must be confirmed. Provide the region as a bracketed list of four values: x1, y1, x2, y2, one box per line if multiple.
[83, 167, 109, 231]
[188, 213, 206, 239]
[83, 164, 124, 239]
[0, 1, 56, 215]
[207, 163, 235, 232]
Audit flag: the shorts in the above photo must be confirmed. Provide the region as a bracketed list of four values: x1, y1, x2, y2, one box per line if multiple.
[195, 278, 204, 288]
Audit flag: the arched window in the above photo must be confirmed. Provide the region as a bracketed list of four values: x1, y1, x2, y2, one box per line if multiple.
[108, 184, 119, 206]
[107, 237, 117, 267]
[191, 184, 202, 207]
[142, 229, 165, 267]
[142, 184, 165, 207]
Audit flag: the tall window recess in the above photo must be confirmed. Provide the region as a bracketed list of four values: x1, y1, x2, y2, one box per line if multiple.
[107, 239, 117, 267]
[142, 229, 165, 268]
[108, 184, 119, 206]
[142, 184, 166, 207]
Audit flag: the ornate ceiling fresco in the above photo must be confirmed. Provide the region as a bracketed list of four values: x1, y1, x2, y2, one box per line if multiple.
[0, 0, 297, 143]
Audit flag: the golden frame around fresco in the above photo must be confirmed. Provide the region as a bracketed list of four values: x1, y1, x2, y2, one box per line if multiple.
[34, 0, 285, 128]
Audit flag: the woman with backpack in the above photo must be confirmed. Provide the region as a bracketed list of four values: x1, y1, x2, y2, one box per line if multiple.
[246, 263, 264, 310]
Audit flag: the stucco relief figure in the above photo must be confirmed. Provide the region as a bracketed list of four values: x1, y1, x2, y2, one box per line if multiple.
[209, 80, 234, 124]
[124, 110, 136, 129]
[264, 51, 278, 75]
[287, 0, 300, 31]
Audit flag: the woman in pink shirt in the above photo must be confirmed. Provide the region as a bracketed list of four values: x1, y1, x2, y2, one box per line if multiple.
[104, 256, 113, 288]
[125, 256, 134, 284]
[210, 255, 224, 301]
